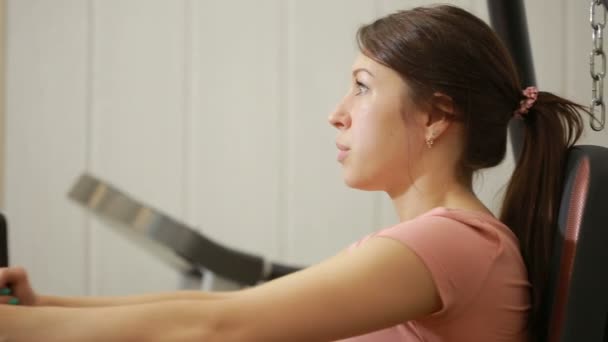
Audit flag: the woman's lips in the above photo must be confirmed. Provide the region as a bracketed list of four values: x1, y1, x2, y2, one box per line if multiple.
[336, 143, 350, 162]
[337, 149, 350, 162]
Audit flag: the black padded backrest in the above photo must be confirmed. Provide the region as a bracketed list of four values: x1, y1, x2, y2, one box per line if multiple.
[543, 145, 608, 342]
[0, 213, 7, 267]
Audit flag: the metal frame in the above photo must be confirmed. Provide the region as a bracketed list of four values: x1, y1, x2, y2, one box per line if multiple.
[69, 174, 300, 288]
[487, 0, 536, 161]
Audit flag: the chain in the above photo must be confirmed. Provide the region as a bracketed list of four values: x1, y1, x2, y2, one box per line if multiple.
[590, 0, 606, 131]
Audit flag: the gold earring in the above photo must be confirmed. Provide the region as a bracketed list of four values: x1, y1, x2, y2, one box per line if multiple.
[426, 132, 436, 148]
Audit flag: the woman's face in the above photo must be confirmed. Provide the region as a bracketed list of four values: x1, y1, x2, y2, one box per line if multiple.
[328, 53, 426, 193]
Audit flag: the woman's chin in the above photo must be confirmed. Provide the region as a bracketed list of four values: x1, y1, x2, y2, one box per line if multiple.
[343, 171, 379, 191]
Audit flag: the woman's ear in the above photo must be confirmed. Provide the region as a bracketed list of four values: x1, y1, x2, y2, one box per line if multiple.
[431, 92, 455, 118]
[424, 92, 455, 140]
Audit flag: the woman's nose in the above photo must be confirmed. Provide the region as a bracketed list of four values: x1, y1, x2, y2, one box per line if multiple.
[328, 105, 351, 130]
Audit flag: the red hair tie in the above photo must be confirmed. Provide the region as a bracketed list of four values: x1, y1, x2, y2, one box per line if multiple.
[514, 86, 539, 118]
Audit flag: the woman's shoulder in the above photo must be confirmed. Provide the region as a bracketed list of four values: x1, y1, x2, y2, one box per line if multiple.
[380, 206, 519, 247]
[348, 206, 520, 258]
[370, 206, 528, 320]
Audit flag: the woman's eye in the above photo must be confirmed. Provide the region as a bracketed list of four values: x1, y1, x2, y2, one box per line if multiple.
[354, 80, 368, 95]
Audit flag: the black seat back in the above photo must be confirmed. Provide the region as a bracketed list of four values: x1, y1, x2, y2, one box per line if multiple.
[0, 213, 7, 267]
[543, 145, 608, 341]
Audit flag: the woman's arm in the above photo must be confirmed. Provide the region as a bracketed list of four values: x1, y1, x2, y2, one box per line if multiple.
[3, 236, 441, 341]
[0, 301, 221, 342]
[0, 266, 234, 307]
[214, 236, 442, 341]
[37, 290, 233, 307]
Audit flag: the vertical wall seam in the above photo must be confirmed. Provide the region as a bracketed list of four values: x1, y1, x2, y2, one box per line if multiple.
[84, 0, 95, 296]
[561, 0, 568, 96]
[373, 0, 382, 17]
[277, 0, 289, 260]
[182, 0, 192, 223]
[0, 0, 6, 210]
[371, 0, 383, 232]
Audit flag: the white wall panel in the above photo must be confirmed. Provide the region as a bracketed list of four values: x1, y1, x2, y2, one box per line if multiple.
[285, 0, 380, 265]
[378, 0, 473, 14]
[189, 0, 283, 262]
[471, 0, 489, 21]
[565, 0, 593, 107]
[5, 0, 88, 295]
[89, 0, 186, 295]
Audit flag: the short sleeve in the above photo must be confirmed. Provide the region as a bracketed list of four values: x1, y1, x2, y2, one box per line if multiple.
[375, 214, 502, 318]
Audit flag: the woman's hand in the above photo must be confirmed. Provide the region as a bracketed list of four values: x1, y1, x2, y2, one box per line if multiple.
[0, 266, 39, 305]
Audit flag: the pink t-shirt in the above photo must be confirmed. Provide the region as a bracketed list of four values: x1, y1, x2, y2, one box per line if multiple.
[339, 207, 531, 342]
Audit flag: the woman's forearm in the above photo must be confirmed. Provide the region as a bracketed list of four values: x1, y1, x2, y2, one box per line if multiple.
[1, 300, 232, 342]
[38, 290, 233, 307]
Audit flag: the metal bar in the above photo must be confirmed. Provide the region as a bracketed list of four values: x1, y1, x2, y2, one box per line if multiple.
[267, 262, 302, 281]
[487, 0, 537, 161]
[69, 174, 265, 285]
[68, 173, 301, 286]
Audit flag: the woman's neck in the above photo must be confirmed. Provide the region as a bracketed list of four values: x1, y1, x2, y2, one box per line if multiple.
[389, 176, 489, 222]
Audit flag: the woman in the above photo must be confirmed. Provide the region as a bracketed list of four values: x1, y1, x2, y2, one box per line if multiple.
[0, 5, 588, 341]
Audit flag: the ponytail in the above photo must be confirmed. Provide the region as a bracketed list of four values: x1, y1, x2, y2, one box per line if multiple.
[500, 91, 587, 340]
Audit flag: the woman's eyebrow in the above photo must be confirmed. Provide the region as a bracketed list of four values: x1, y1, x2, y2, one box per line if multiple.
[352, 68, 375, 78]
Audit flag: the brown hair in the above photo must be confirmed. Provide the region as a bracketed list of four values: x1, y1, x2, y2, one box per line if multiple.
[357, 5, 589, 340]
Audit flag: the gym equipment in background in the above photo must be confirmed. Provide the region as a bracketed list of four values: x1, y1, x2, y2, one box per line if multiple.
[542, 145, 608, 342]
[68, 173, 299, 291]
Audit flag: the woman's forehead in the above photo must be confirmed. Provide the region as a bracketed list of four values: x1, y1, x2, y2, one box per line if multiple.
[351, 53, 377, 73]
[351, 53, 401, 82]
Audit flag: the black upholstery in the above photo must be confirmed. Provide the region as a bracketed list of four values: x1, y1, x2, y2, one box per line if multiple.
[542, 145, 608, 341]
[0, 213, 7, 267]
